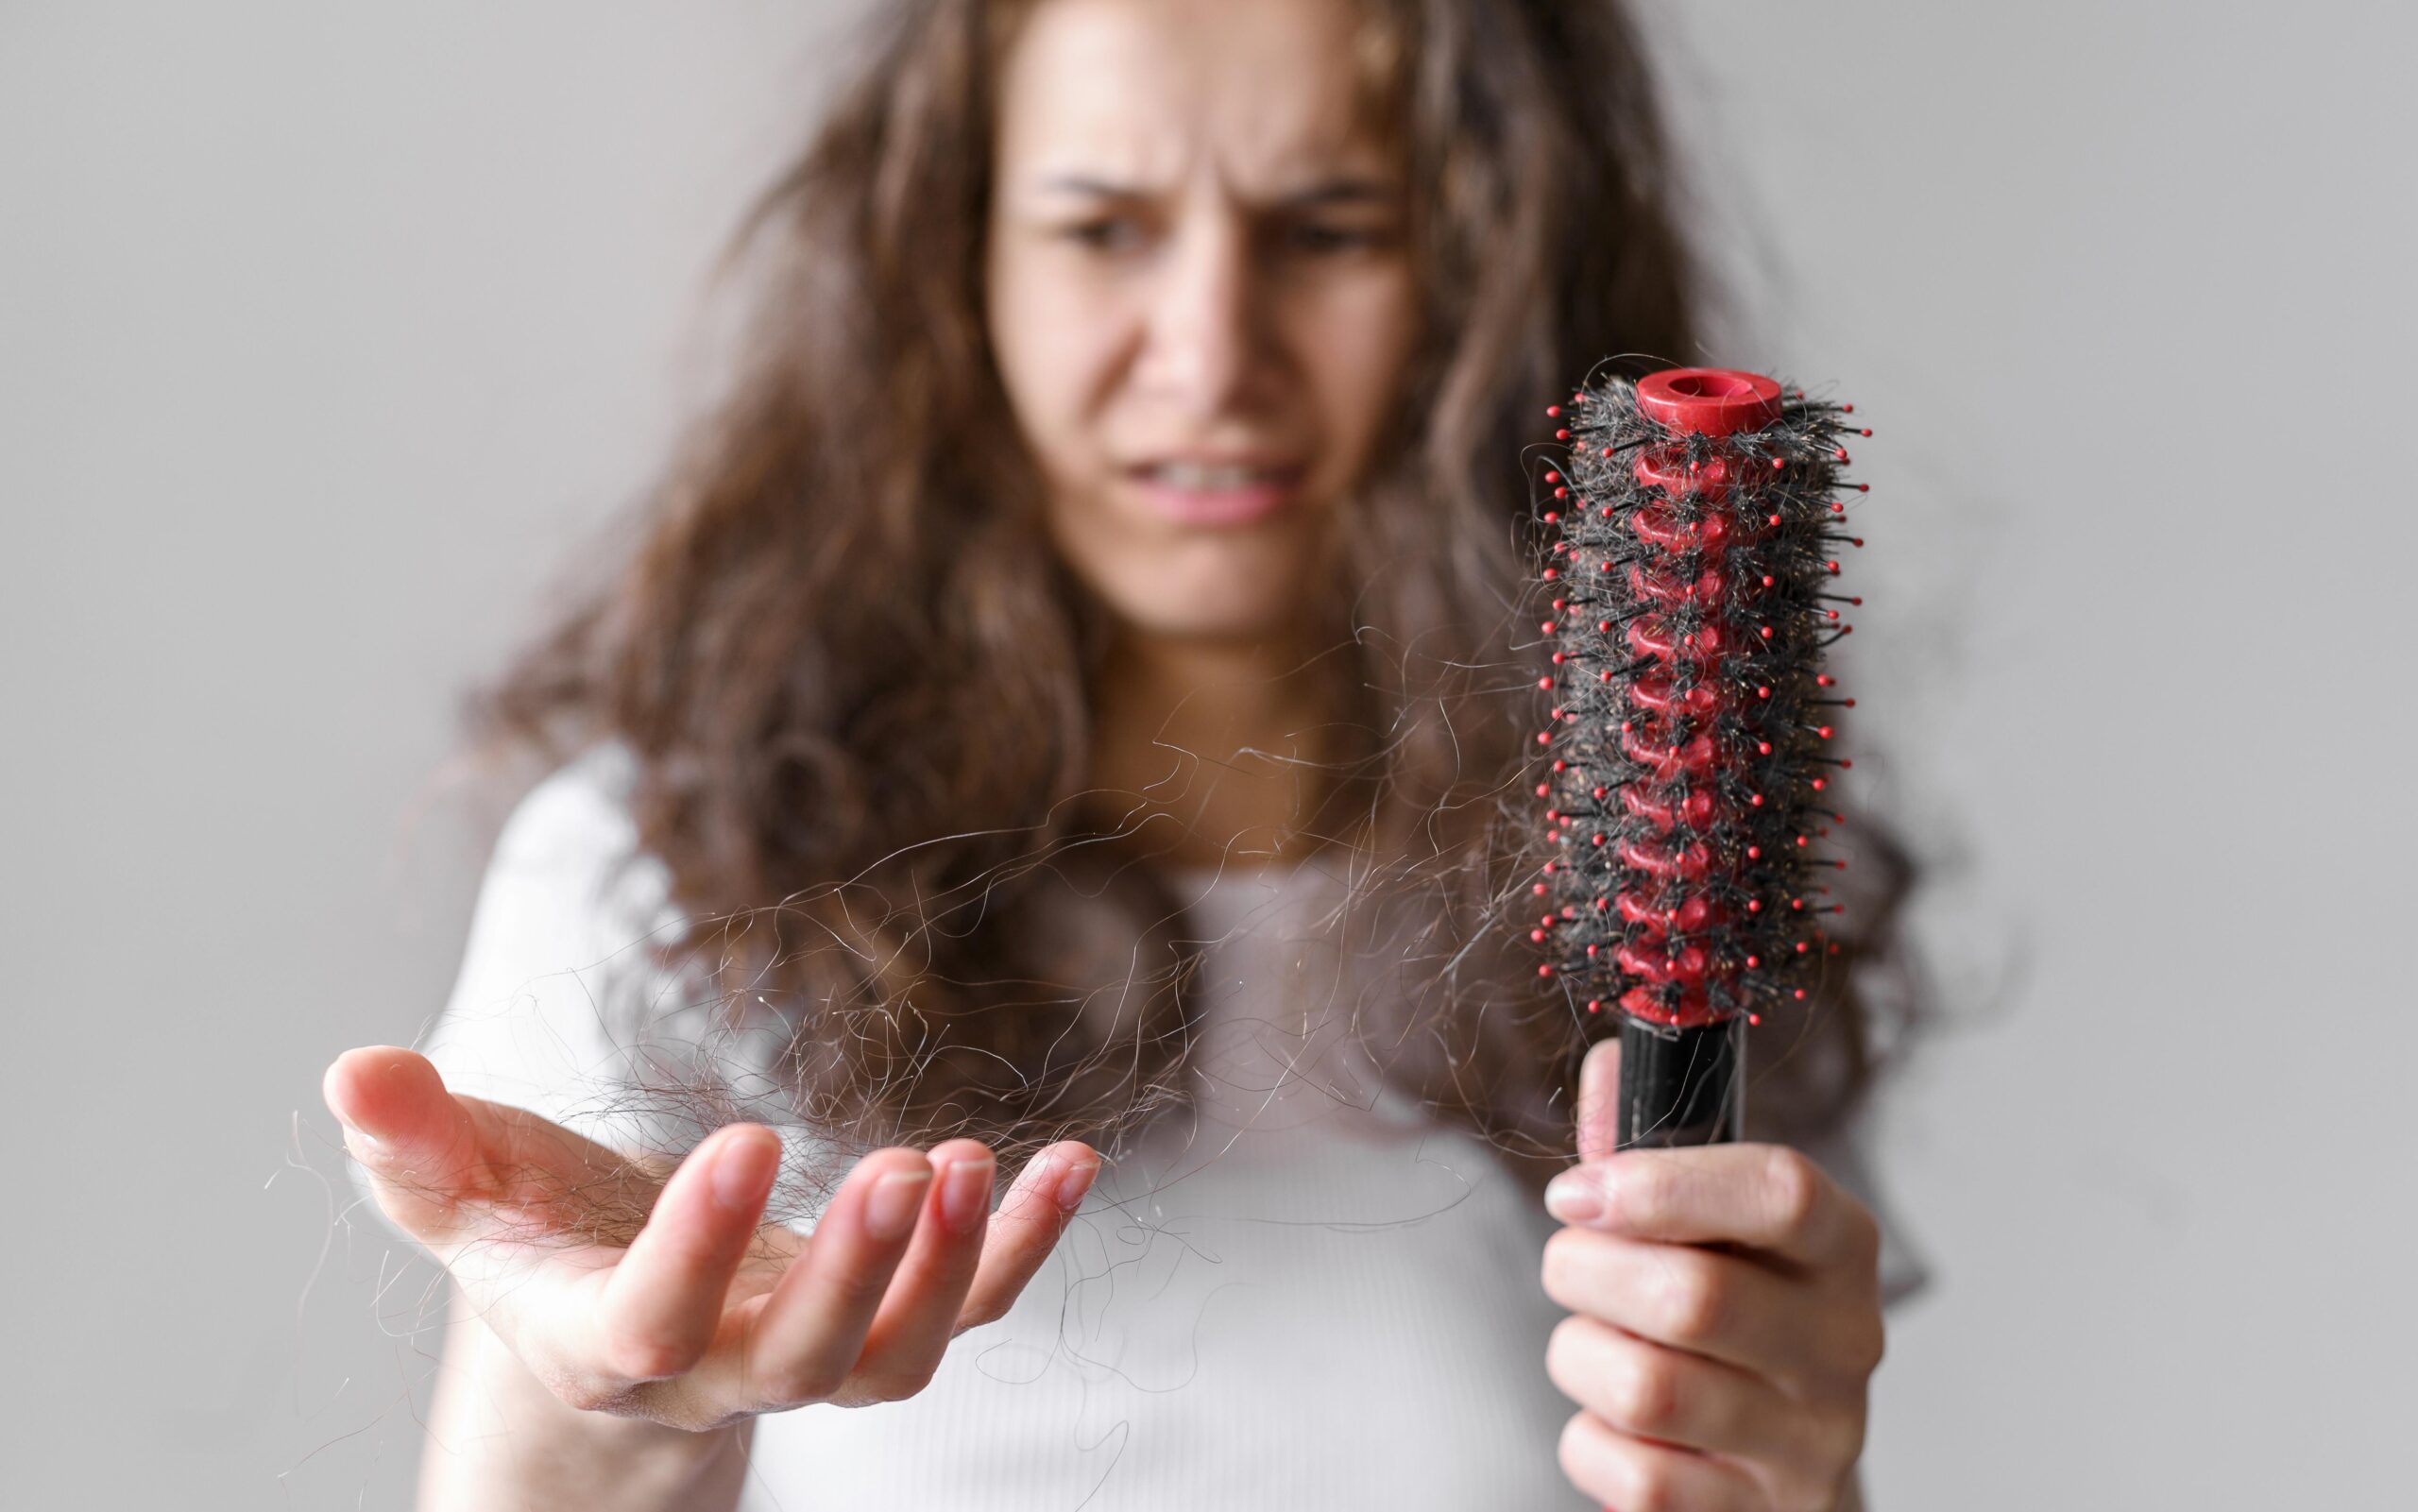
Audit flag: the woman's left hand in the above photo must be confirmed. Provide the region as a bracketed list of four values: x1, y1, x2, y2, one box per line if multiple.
[1540, 1040, 1883, 1511]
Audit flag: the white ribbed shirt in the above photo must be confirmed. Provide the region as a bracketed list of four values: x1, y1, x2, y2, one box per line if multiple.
[419, 745, 1921, 1510]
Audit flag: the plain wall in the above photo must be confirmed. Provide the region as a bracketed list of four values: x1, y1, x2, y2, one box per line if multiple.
[3, 3, 2409, 1505]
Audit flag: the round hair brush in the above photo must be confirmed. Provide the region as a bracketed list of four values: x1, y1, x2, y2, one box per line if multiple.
[1528, 366, 1868, 1149]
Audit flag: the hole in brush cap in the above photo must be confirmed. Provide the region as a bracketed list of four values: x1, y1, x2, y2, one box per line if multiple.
[1636, 367, 1783, 437]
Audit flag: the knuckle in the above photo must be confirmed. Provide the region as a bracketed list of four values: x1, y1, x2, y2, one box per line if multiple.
[1623, 1160, 1679, 1226]
[1807, 1402, 1870, 1480]
[1540, 1227, 1585, 1302]
[1623, 1458, 1679, 1512]
[757, 1358, 849, 1408]
[600, 1327, 697, 1385]
[1848, 1311, 1888, 1374]
[1657, 1258, 1728, 1344]
[866, 1363, 939, 1402]
[1610, 1350, 1680, 1435]
[820, 1266, 894, 1317]
[1762, 1147, 1824, 1242]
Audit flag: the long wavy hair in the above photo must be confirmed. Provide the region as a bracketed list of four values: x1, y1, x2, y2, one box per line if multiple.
[470, 0, 1920, 1195]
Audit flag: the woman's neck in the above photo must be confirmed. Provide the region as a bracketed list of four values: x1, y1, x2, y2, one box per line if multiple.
[1089, 630, 1337, 871]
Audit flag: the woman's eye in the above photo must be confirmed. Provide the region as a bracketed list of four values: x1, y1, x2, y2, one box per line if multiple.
[1060, 217, 1146, 252]
[1283, 221, 1388, 255]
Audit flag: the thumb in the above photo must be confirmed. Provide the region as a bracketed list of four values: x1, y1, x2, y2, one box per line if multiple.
[1575, 1035, 1621, 1164]
[323, 1045, 488, 1238]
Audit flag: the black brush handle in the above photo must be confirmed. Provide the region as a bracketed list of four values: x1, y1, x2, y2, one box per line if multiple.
[1614, 1016, 1744, 1148]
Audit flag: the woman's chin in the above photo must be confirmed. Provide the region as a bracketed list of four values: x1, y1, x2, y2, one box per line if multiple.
[1100, 583, 1309, 646]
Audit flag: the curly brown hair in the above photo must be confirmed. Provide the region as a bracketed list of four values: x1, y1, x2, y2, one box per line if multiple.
[468, 0, 1917, 1196]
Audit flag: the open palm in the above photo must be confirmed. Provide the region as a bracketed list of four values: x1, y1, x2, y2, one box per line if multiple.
[324, 1045, 1099, 1431]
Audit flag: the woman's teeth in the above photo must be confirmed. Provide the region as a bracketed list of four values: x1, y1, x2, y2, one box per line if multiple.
[1147, 462, 1283, 490]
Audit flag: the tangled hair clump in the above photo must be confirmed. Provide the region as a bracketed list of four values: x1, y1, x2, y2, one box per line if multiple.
[467, 0, 1920, 1198]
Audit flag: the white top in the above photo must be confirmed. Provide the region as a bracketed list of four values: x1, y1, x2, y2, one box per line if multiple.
[419, 744, 1923, 1510]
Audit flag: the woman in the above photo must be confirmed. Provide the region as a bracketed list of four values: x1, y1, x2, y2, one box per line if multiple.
[325, 0, 1916, 1505]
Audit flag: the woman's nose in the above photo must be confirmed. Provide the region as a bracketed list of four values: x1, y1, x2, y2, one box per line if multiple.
[1138, 220, 1263, 417]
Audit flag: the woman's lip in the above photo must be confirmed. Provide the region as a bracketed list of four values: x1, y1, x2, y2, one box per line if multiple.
[1123, 465, 1307, 527]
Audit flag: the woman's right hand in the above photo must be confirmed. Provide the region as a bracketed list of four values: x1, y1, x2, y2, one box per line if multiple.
[323, 1045, 1098, 1432]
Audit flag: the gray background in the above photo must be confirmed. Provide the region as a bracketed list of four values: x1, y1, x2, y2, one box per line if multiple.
[3, 3, 2409, 1505]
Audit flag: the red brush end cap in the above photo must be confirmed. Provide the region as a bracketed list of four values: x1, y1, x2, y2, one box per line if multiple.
[1636, 367, 1784, 438]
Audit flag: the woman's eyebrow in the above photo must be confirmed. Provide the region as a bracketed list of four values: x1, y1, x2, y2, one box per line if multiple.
[1029, 173, 1397, 207]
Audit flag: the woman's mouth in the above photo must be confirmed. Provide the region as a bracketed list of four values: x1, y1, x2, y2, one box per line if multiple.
[1125, 460, 1307, 527]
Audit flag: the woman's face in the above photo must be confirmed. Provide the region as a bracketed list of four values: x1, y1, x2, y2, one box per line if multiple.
[985, 0, 1418, 646]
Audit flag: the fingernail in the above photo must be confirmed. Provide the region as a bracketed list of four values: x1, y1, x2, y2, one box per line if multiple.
[1051, 1154, 1099, 1213]
[939, 1156, 995, 1234]
[864, 1168, 930, 1241]
[1544, 1170, 1604, 1225]
[711, 1131, 778, 1213]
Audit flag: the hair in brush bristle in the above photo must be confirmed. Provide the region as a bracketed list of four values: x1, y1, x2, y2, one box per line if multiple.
[1528, 367, 1871, 1034]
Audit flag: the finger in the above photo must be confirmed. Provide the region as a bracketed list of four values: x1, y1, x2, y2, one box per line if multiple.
[1545, 1315, 1795, 1462]
[1557, 1409, 1760, 1512]
[954, 1142, 1098, 1332]
[737, 1147, 932, 1407]
[324, 1045, 639, 1249]
[588, 1124, 782, 1383]
[1575, 1037, 1620, 1164]
[1542, 1227, 1826, 1376]
[323, 1046, 493, 1240]
[846, 1138, 996, 1399]
[1547, 1142, 1863, 1267]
